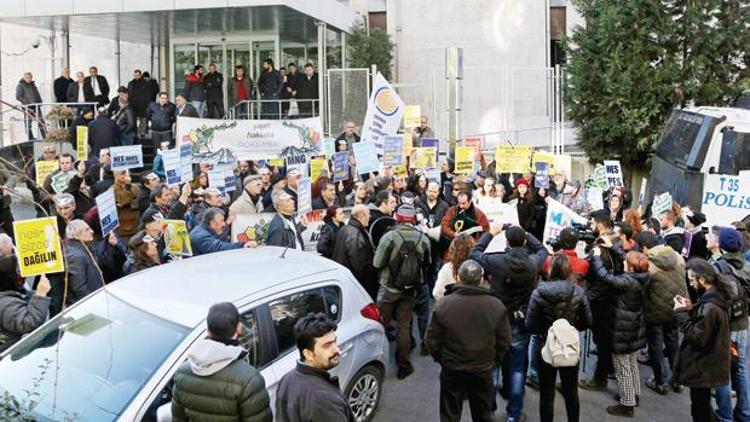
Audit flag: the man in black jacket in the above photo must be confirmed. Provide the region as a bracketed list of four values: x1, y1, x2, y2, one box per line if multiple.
[276, 313, 355, 422]
[84, 66, 110, 107]
[426, 259, 511, 422]
[147, 92, 176, 150]
[204, 63, 224, 118]
[296, 63, 319, 117]
[53, 68, 73, 103]
[87, 109, 121, 159]
[257, 58, 283, 119]
[469, 224, 548, 421]
[172, 302, 272, 421]
[127, 69, 151, 137]
[333, 205, 377, 299]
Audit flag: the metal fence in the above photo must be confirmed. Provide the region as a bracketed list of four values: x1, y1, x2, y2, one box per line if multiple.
[2, 101, 99, 147]
[326, 68, 370, 137]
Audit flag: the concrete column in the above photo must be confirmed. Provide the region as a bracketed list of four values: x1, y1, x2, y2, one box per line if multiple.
[317, 22, 327, 132]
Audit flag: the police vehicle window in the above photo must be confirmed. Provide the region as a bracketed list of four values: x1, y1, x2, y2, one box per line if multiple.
[269, 289, 326, 353]
[322, 286, 342, 322]
[734, 132, 750, 172]
[239, 310, 267, 368]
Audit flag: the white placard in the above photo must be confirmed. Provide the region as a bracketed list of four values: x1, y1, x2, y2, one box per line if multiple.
[110, 145, 143, 170]
[208, 169, 227, 194]
[180, 143, 193, 182]
[162, 149, 181, 186]
[603, 160, 624, 188]
[297, 177, 312, 214]
[543, 198, 588, 249]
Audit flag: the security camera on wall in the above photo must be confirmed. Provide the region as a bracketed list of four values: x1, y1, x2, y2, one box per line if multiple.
[31, 37, 41, 49]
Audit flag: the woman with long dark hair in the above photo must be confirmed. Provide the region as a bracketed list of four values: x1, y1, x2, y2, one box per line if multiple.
[316, 205, 346, 259]
[510, 178, 534, 232]
[433, 234, 475, 301]
[526, 253, 592, 422]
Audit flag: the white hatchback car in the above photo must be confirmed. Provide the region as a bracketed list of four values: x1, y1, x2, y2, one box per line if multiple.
[0, 247, 389, 422]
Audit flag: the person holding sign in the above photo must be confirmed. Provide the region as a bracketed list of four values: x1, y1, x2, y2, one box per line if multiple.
[123, 231, 162, 275]
[64, 220, 105, 307]
[113, 170, 141, 238]
[440, 189, 490, 254]
[411, 115, 435, 145]
[267, 190, 307, 250]
[189, 208, 252, 256]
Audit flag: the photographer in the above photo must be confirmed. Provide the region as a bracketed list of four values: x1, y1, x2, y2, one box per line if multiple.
[470, 224, 547, 419]
[579, 210, 623, 392]
[542, 227, 590, 285]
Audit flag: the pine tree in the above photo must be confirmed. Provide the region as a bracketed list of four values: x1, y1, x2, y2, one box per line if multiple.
[347, 22, 396, 80]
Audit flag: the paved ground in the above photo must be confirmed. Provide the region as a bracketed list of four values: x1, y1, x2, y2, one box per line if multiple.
[374, 330, 695, 421]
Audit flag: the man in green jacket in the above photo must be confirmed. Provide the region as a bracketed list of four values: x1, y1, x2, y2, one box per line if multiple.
[373, 204, 431, 380]
[172, 302, 272, 421]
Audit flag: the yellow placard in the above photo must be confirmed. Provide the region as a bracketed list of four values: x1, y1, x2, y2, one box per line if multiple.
[162, 219, 193, 256]
[310, 158, 328, 181]
[403, 133, 413, 156]
[35, 160, 59, 186]
[404, 105, 421, 128]
[76, 126, 88, 162]
[454, 146, 475, 175]
[269, 158, 285, 167]
[410, 147, 436, 169]
[393, 165, 408, 178]
[494, 145, 532, 174]
[13, 217, 64, 277]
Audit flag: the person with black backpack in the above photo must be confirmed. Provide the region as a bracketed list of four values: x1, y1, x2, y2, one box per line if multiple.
[526, 253, 591, 422]
[712, 227, 750, 422]
[373, 204, 431, 380]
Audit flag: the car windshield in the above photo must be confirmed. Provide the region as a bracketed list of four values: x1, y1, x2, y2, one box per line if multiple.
[0, 290, 190, 421]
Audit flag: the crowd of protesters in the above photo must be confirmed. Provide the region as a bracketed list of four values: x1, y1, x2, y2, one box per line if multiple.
[3, 71, 750, 421]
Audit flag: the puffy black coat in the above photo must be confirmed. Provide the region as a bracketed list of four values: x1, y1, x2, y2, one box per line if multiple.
[332, 219, 377, 300]
[469, 232, 548, 313]
[592, 256, 647, 354]
[0, 290, 50, 353]
[147, 101, 177, 132]
[526, 280, 592, 341]
[316, 219, 342, 259]
[673, 287, 731, 388]
[87, 115, 121, 159]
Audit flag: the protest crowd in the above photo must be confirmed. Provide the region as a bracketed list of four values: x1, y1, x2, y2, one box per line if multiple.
[1, 65, 750, 422]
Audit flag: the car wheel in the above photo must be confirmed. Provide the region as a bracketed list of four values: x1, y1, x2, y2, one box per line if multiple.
[344, 364, 383, 422]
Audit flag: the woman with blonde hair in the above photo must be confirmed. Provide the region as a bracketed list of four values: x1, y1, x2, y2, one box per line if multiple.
[433, 233, 476, 301]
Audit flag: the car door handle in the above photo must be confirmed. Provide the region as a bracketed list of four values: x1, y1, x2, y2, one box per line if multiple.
[340, 342, 354, 356]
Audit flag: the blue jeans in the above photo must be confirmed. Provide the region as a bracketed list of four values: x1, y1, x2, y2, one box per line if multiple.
[716, 328, 750, 422]
[504, 320, 530, 420]
[190, 101, 205, 117]
[527, 334, 539, 383]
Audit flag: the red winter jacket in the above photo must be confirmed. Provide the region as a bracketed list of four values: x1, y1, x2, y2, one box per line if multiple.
[543, 249, 590, 286]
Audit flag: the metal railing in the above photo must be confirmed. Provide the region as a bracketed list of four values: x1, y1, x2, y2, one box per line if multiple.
[6, 102, 99, 146]
[227, 99, 320, 121]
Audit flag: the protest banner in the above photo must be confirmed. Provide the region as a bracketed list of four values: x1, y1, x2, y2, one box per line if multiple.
[481, 203, 519, 253]
[393, 165, 408, 178]
[701, 173, 750, 227]
[76, 126, 88, 161]
[495, 145, 532, 174]
[95, 187, 119, 237]
[333, 152, 349, 182]
[383, 135, 405, 167]
[585, 187, 605, 212]
[593, 165, 609, 189]
[454, 146, 475, 175]
[110, 145, 143, 170]
[535, 162, 550, 189]
[421, 138, 439, 164]
[352, 141, 381, 174]
[404, 105, 421, 128]
[323, 137, 336, 158]
[463, 137, 481, 151]
[297, 177, 312, 214]
[300, 208, 353, 252]
[555, 154, 572, 178]
[13, 217, 64, 277]
[221, 165, 237, 192]
[310, 158, 328, 181]
[403, 133, 413, 157]
[50, 172, 71, 194]
[35, 160, 58, 186]
[162, 219, 192, 256]
[361, 72, 405, 150]
[180, 143, 193, 182]
[208, 169, 227, 194]
[542, 198, 589, 249]
[177, 116, 323, 162]
[269, 158, 285, 167]
[652, 192, 673, 216]
[532, 151, 556, 173]
[162, 149, 181, 186]
[285, 152, 309, 177]
[231, 213, 272, 243]
[410, 147, 436, 169]
[603, 160, 624, 188]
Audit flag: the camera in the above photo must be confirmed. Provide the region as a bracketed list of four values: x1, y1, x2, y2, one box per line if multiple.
[546, 221, 596, 251]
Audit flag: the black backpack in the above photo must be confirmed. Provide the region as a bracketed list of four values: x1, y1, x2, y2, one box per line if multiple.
[389, 230, 424, 290]
[715, 260, 750, 323]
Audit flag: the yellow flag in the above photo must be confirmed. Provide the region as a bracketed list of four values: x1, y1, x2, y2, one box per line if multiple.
[13, 217, 64, 277]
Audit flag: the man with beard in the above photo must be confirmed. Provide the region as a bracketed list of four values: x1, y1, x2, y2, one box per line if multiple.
[276, 313, 354, 422]
[441, 189, 489, 254]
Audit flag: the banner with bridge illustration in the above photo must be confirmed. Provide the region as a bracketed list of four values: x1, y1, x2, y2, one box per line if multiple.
[176, 116, 324, 162]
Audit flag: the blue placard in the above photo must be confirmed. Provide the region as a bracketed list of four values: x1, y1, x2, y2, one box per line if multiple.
[535, 161, 550, 189]
[333, 152, 350, 182]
